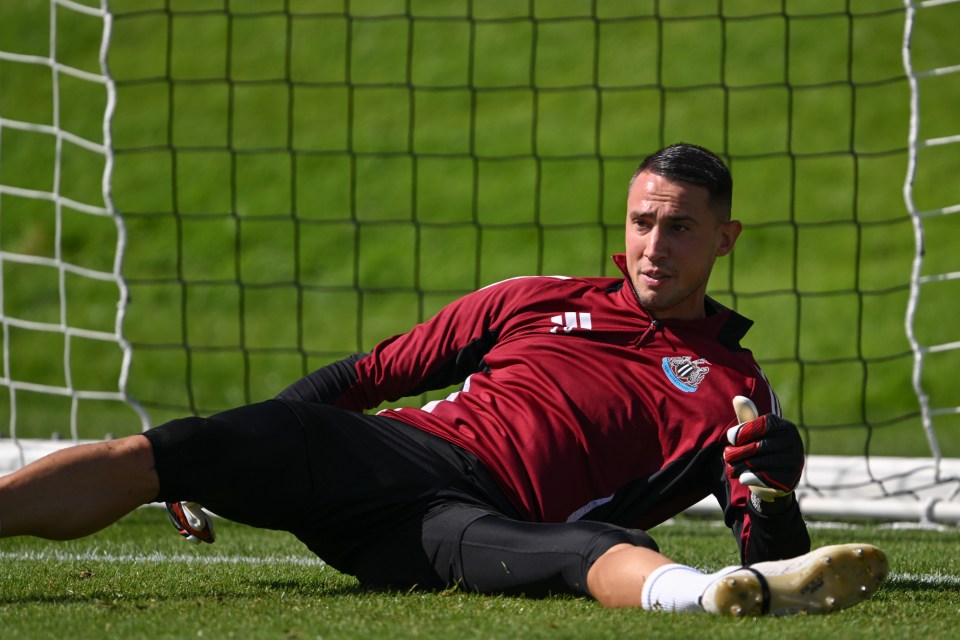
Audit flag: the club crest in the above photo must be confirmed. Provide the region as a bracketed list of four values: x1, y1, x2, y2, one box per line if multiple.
[662, 356, 710, 393]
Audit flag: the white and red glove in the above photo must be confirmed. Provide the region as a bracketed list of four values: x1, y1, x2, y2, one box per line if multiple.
[166, 501, 216, 544]
[724, 396, 804, 502]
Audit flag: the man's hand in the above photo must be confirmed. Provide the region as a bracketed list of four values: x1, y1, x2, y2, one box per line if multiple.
[724, 396, 804, 502]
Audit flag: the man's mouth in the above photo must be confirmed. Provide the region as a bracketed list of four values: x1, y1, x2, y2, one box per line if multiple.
[641, 270, 671, 286]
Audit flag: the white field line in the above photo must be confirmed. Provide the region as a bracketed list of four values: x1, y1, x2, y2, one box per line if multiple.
[665, 516, 960, 533]
[894, 572, 960, 587]
[0, 549, 326, 567]
[0, 549, 957, 588]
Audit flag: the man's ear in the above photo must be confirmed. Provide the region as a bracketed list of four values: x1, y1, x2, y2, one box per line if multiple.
[716, 219, 742, 257]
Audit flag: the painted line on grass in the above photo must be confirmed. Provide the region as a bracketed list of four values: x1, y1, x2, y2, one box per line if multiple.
[891, 572, 960, 587]
[0, 549, 326, 567]
[665, 517, 960, 532]
[2, 550, 959, 588]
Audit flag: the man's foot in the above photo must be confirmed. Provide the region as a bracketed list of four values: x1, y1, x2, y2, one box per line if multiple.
[701, 543, 888, 616]
[166, 501, 216, 544]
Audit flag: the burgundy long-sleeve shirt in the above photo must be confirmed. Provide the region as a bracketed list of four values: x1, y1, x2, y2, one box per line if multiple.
[279, 254, 809, 563]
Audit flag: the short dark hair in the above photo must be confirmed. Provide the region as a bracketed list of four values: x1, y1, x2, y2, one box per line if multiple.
[629, 143, 733, 220]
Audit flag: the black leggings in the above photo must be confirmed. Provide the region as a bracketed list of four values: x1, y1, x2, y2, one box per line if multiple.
[143, 400, 658, 597]
[455, 514, 656, 597]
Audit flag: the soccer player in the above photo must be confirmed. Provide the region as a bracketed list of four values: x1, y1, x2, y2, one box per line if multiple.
[0, 143, 887, 615]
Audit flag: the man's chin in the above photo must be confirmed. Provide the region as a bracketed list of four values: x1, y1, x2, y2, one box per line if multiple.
[634, 289, 670, 313]
[634, 288, 702, 320]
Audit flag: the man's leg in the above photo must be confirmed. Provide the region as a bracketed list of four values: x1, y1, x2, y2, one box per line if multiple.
[0, 435, 158, 540]
[428, 509, 888, 616]
[586, 542, 670, 607]
[0, 400, 339, 544]
[429, 509, 664, 599]
[586, 540, 889, 615]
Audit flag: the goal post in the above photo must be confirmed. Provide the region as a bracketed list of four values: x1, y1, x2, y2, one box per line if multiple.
[1, 0, 959, 523]
[0, 0, 149, 471]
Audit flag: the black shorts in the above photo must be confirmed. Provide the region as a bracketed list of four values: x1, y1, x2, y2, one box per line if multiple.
[143, 399, 657, 596]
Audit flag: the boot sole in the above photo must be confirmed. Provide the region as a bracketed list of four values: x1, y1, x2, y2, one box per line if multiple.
[709, 543, 888, 616]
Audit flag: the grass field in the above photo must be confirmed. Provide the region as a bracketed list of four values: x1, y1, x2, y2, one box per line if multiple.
[2, 509, 960, 639]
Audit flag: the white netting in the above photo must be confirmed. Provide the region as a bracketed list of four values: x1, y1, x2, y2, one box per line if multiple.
[0, 0, 146, 469]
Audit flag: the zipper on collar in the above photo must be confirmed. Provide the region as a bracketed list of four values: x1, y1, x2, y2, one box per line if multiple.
[634, 318, 661, 347]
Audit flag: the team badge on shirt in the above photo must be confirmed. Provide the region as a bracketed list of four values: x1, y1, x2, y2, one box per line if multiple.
[662, 356, 710, 392]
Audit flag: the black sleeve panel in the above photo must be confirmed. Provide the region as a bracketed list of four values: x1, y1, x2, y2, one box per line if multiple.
[580, 444, 726, 531]
[274, 353, 366, 404]
[273, 329, 500, 407]
[405, 329, 499, 397]
[592, 441, 810, 564]
[739, 493, 811, 564]
[711, 453, 811, 564]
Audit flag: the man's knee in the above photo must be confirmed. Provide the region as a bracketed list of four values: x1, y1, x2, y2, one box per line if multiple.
[142, 407, 313, 529]
[580, 524, 659, 573]
[617, 528, 659, 553]
[142, 416, 219, 503]
[142, 416, 208, 457]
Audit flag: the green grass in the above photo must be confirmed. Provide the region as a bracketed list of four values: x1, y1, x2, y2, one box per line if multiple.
[2, 509, 960, 639]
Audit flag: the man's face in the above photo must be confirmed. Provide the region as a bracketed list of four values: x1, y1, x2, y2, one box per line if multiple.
[624, 170, 741, 321]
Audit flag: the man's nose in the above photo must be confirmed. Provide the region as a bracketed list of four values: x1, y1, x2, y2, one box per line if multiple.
[643, 225, 668, 260]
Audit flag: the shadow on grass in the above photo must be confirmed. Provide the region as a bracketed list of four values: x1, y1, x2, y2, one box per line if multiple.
[0, 577, 370, 607]
[252, 578, 368, 597]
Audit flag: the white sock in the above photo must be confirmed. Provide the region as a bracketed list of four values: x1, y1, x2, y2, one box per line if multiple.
[641, 563, 740, 613]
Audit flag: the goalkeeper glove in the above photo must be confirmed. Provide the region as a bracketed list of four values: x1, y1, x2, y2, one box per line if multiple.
[724, 396, 804, 502]
[166, 501, 216, 544]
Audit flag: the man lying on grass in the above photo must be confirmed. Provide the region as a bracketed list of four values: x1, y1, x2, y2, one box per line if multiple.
[0, 143, 887, 615]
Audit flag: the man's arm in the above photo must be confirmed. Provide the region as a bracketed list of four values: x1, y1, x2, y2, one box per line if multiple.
[719, 395, 811, 563]
[737, 491, 811, 564]
[274, 279, 522, 410]
[275, 353, 367, 405]
[275, 328, 499, 410]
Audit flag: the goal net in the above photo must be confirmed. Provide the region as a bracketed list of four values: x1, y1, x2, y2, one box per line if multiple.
[0, 0, 958, 523]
